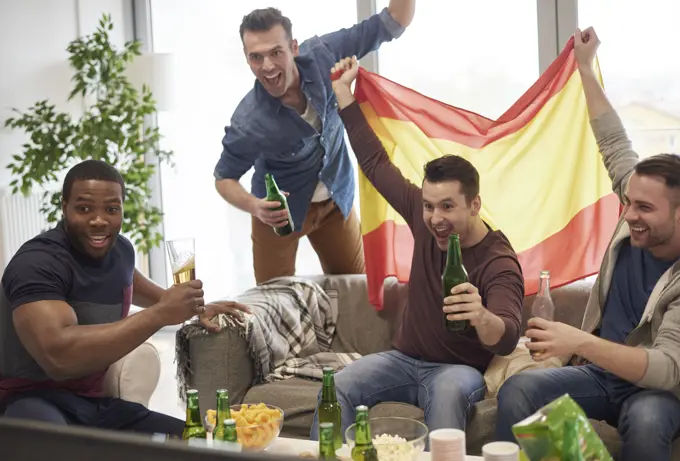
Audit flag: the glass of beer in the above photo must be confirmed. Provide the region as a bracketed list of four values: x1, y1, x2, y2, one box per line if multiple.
[166, 238, 196, 285]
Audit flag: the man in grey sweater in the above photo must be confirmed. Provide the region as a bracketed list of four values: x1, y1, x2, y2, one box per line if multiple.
[495, 27, 680, 460]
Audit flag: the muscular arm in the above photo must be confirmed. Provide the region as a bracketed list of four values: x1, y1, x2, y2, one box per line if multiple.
[335, 85, 420, 224]
[13, 301, 165, 381]
[132, 268, 165, 308]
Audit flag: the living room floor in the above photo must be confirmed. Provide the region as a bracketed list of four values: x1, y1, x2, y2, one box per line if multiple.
[146, 325, 185, 420]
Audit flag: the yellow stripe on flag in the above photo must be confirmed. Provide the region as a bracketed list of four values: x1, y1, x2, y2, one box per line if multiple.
[355, 38, 620, 308]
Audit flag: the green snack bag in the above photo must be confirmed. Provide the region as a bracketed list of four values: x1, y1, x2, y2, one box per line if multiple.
[511, 394, 612, 461]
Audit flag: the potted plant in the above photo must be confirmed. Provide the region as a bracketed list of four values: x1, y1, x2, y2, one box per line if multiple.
[4, 13, 173, 254]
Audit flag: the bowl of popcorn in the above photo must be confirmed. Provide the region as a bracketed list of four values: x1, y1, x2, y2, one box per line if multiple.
[345, 417, 428, 461]
[205, 403, 284, 452]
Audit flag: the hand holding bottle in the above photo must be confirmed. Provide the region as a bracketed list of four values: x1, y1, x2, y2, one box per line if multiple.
[443, 282, 487, 328]
[250, 196, 290, 227]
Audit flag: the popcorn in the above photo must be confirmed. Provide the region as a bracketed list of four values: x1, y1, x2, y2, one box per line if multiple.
[372, 433, 416, 461]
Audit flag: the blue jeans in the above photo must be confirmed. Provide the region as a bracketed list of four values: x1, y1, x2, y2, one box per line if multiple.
[495, 365, 680, 461]
[309, 350, 486, 441]
[0, 389, 184, 436]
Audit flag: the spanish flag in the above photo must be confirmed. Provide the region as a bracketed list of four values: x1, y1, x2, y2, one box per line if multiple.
[356, 37, 620, 308]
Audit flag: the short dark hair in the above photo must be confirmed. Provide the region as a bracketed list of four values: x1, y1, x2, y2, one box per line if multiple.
[635, 153, 680, 190]
[239, 7, 293, 42]
[62, 160, 125, 202]
[423, 155, 480, 204]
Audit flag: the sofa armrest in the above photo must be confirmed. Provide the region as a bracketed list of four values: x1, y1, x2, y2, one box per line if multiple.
[103, 341, 160, 407]
[185, 326, 254, 415]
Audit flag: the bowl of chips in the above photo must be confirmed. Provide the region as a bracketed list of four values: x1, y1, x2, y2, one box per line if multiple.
[206, 403, 284, 451]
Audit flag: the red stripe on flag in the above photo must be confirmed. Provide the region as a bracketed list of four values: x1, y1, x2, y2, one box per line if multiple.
[354, 37, 577, 149]
[361, 221, 414, 309]
[518, 192, 620, 294]
[361, 192, 619, 308]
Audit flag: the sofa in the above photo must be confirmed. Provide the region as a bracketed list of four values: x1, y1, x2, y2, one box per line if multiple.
[182, 274, 680, 458]
[103, 341, 161, 407]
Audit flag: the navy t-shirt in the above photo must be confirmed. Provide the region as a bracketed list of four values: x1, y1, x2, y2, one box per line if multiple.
[597, 238, 674, 402]
[600, 239, 673, 343]
[0, 221, 135, 402]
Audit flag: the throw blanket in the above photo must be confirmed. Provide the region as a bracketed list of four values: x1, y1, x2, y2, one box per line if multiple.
[175, 277, 360, 401]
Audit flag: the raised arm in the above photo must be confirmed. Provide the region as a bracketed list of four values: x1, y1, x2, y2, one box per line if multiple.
[331, 57, 420, 225]
[319, 2, 414, 62]
[4, 255, 204, 381]
[575, 27, 638, 203]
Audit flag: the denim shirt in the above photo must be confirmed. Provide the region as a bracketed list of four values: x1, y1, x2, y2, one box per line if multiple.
[214, 8, 405, 228]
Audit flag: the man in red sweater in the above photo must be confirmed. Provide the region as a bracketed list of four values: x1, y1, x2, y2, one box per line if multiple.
[311, 57, 525, 440]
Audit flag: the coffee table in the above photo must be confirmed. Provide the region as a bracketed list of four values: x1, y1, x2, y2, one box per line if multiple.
[266, 437, 484, 460]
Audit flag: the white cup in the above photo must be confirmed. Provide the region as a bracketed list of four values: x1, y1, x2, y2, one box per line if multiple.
[430, 429, 466, 461]
[482, 441, 520, 461]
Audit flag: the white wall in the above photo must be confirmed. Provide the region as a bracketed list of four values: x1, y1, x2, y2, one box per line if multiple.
[0, 0, 128, 266]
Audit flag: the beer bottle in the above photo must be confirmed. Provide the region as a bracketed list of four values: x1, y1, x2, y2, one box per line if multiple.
[182, 389, 207, 441]
[319, 422, 339, 461]
[213, 389, 232, 441]
[318, 367, 343, 450]
[442, 233, 470, 333]
[213, 418, 241, 452]
[529, 270, 555, 357]
[351, 406, 378, 461]
[264, 172, 294, 236]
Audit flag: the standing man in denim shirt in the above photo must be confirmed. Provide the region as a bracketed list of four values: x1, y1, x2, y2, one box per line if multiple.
[214, 2, 415, 284]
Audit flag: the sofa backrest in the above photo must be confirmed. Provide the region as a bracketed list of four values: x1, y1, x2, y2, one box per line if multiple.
[306, 274, 595, 357]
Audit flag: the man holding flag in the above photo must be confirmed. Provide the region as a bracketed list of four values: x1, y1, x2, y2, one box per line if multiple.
[310, 56, 525, 440]
[496, 27, 680, 461]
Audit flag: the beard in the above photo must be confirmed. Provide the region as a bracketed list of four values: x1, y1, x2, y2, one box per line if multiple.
[629, 219, 675, 250]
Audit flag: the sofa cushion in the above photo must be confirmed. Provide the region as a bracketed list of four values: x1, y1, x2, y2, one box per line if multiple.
[311, 275, 405, 356]
[369, 402, 424, 421]
[244, 378, 322, 439]
[521, 278, 594, 331]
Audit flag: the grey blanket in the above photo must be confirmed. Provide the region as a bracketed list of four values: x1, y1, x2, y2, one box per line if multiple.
[175, 277, 360, 401]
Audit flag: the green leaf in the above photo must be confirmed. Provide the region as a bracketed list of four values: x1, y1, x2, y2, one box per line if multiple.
[2, 12, 174, 255]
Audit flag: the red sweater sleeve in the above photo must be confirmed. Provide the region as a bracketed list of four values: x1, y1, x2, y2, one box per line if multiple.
[339, 100, 421, 228]
[480, 256, 525, 356]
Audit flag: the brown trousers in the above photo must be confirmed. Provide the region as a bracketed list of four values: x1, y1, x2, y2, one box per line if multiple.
[252, 200, 365, 283]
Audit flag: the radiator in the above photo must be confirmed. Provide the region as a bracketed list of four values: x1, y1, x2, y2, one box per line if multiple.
[0, 190, 50, 267]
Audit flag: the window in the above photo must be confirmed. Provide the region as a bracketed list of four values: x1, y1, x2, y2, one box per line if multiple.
[579, 0, 680, 159]
[150, 1, 357, 301]
[375, 0, 539, 119]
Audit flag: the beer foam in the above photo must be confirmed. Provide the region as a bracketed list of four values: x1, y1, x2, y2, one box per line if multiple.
[172, 253, 195, 275]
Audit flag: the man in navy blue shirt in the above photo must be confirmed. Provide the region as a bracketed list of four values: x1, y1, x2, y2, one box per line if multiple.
[214, 3, 415, 284]
[495, 28, 680, 461]
[1, 160, 248, 436]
